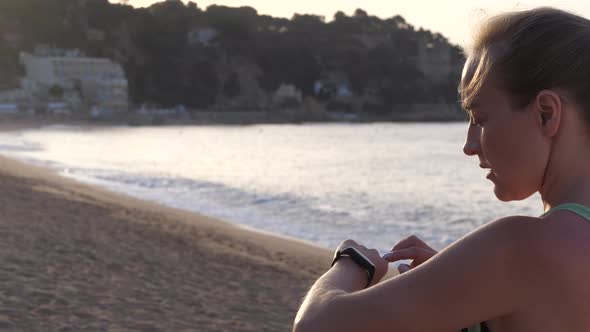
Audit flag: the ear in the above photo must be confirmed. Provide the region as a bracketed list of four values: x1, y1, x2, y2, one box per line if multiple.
[534, 90, 562, 137]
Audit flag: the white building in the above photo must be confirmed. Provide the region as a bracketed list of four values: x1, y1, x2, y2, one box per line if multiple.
[19, 50, 129, 112]
[274, 84, 302, 105]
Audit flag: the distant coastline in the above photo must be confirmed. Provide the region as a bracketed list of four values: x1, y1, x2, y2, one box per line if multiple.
[0, 102, 467, 128]
[0, 1, 465, 122]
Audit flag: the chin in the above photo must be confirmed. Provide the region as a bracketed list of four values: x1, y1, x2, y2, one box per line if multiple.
[493, 186, 534, 202]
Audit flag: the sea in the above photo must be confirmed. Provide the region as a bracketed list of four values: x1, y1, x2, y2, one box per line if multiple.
[0, 123, 542, 255]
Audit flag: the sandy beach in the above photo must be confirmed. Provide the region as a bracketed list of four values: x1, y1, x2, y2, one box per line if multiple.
[0, 150, 336, 331]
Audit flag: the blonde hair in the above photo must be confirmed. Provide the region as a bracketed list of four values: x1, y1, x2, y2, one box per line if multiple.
[460, 7, 590, 124]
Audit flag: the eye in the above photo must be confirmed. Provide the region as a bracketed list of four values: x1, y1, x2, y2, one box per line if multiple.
[468, 113, 484, 127]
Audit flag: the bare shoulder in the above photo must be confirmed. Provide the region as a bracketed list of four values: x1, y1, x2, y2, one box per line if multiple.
[532, 211, 590, 269]
[485, 212, 590, 330]
[469, 214, 590, 265]
[450, 215, 541, 258]
[476, 213, 590, 292]
[491, 212, 590, 257]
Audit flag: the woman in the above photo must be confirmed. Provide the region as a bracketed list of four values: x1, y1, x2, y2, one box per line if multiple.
[293, 7, 590, 332]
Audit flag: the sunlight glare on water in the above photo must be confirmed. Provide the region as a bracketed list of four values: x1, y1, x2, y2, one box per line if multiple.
[0, 123, 541, 252]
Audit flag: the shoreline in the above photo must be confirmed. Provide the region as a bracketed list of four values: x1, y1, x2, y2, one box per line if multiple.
[0, 144, 333, 260]
[0, 153, 336, 268]
[0, 113, 467, 131]
[0, 151, 335, 330]
[0, 121, 415, 266]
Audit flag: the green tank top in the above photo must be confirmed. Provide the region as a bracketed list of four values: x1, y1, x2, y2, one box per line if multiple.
[540, 203, 590, 220]
[462, 203, 590, 332]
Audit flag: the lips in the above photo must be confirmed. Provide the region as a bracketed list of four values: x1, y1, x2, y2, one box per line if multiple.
[478, 164, 494, 179]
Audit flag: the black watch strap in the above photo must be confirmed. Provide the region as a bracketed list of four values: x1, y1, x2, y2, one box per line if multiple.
[331, 247, 376, 288]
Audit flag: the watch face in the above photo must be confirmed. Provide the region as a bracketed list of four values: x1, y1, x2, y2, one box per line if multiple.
[351, 248, 372, 264]
[342, 247, 375, 268]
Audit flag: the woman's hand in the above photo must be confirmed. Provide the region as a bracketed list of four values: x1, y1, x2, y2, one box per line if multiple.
[334, 239, 389, 287]
[382, 235, 438, 274]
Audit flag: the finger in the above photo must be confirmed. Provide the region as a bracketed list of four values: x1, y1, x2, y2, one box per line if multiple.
[391, 235, 422, 251]
[397, 263, 411, 274]
[391, 235, 434, 252]
[396, 235, 435, 252]
[382, 246, 434, 263]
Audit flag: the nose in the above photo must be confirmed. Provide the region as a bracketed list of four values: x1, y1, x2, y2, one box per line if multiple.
[463, 141, 480, 156]
[463, 125, 481, 156]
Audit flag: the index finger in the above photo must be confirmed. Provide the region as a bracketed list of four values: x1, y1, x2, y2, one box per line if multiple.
[382, 246, 433, 263]
[391, 235, 435, 252]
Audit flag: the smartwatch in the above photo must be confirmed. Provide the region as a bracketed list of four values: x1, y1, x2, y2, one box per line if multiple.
[331, 247, 376, 288]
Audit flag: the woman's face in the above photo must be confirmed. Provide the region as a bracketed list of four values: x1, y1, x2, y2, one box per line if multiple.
[462, 63, 549, 202]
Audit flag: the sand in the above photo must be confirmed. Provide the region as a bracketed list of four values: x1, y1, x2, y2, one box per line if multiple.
[0, 153, 335, 332]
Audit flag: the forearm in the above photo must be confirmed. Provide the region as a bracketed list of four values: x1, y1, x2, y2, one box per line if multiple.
[293, 258, 368, 332]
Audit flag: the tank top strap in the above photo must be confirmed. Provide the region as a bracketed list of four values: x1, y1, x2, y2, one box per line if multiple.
[461, 321, 489, 332]
[540, 203, 590, 222]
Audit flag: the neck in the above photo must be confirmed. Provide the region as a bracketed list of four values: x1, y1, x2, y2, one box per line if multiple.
[538, 104, 590, 212]
[540, 151, 590, 212]
[541, 175, 590, 212]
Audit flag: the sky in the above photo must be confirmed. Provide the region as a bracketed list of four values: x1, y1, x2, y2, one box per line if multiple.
[122, 0, 590, 46]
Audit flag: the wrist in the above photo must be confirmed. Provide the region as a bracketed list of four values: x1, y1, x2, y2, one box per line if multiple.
[331, 257, 368, 291]
[331, 247, 376, 288]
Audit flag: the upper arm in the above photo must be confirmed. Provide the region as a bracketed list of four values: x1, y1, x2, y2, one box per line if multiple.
[327, 216, 540, 332]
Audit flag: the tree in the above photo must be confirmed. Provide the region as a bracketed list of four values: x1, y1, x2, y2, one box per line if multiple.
[290, 14, 325, 32]
[184, 61, 219, 109]
[354, 9, 368, 19]
[0, 1, 465, 116]
[223, 72, 241, 98]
